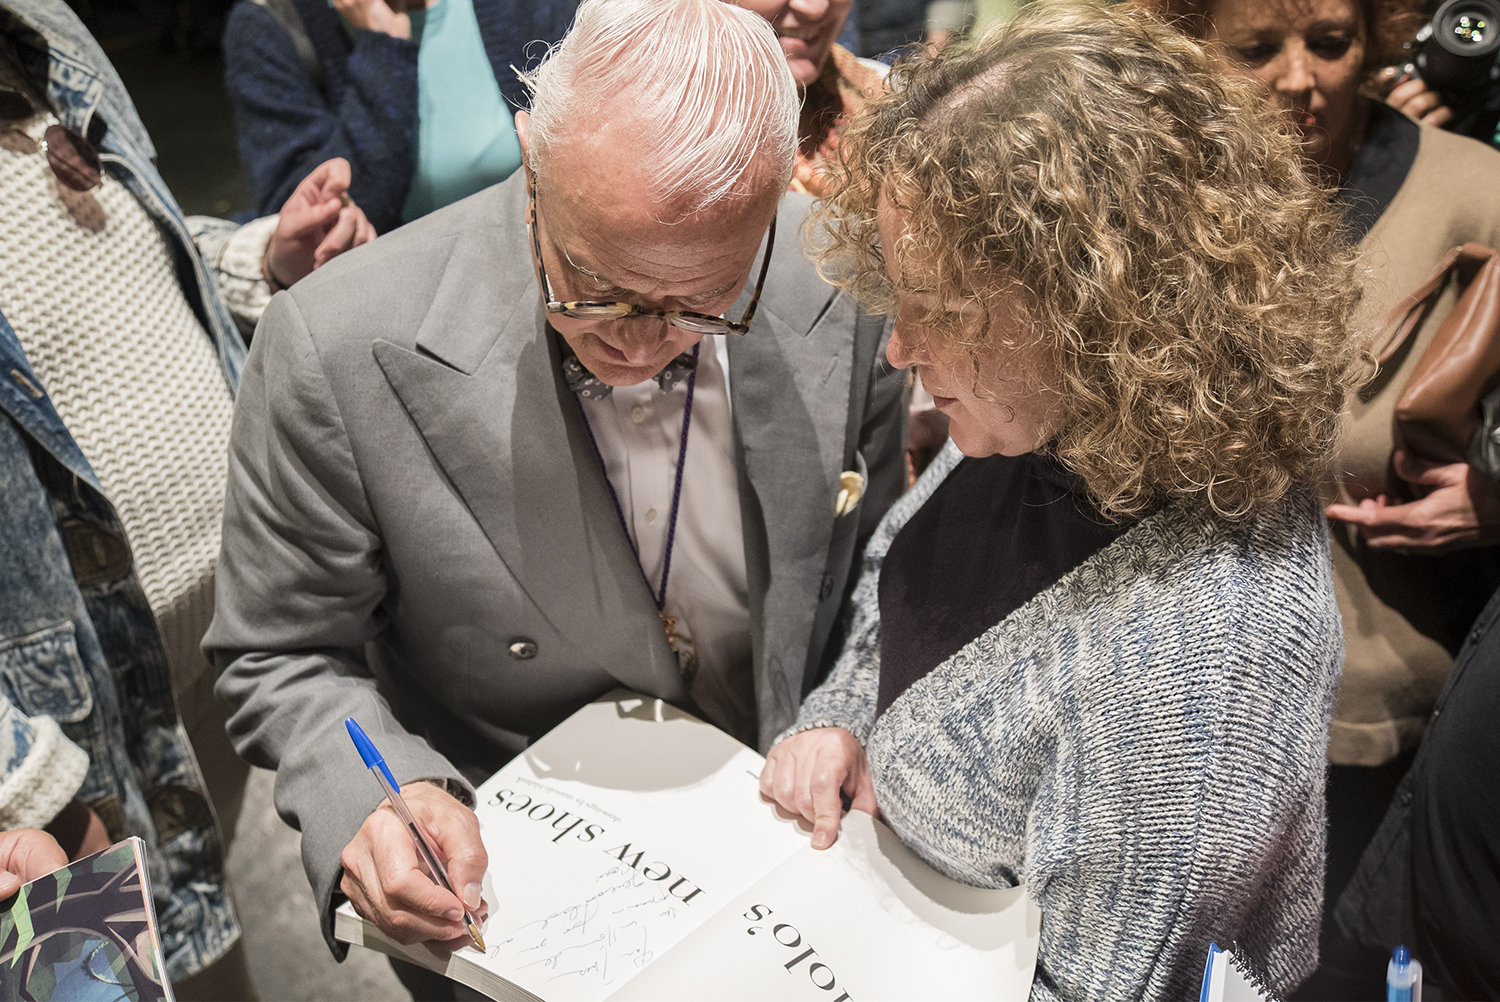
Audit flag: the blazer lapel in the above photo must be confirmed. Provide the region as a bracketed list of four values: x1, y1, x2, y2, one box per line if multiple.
[729, 276, 859, 732]
[372, 209, 685, 702]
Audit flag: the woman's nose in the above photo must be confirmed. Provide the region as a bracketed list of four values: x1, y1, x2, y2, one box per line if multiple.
[788, 0, 832, 19]
[885, 323, 918, 369]
[1270, 45, 1315, 98]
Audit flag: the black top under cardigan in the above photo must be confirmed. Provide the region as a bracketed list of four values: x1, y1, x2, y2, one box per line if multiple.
[876, 451, 1129, 716]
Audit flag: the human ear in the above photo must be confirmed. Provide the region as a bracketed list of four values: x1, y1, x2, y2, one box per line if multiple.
[515, 110, 532, 169]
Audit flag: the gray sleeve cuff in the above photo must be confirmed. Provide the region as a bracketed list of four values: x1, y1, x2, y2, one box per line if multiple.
[306, 736, 473, 959]
[188, 214, 277, 338]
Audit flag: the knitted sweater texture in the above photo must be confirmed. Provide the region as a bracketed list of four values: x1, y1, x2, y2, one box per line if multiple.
[788, 442, 1341, 1001]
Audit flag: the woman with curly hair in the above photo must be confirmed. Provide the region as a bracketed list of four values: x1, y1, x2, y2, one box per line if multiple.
[1131, 0, 1500, 995]
[759, 4, 1364, 998]
[1139, 0, 1500, 777]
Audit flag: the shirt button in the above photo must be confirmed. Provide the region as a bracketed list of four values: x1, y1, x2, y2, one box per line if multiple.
[631, 405, 647, 424]
[645, 508, 658, 523]
[508, 639, 538, 660]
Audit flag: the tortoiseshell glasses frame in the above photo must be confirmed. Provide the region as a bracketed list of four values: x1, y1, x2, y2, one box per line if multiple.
[527, 174, 776, 336]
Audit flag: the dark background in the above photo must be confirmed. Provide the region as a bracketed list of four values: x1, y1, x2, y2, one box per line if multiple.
[68, 0, 250, 217]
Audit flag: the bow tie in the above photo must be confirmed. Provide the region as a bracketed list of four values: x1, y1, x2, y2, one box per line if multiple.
[561, 349, 698, 399]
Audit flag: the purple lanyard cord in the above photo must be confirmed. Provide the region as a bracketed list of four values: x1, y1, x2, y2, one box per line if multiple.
[574, 342, 701, 612]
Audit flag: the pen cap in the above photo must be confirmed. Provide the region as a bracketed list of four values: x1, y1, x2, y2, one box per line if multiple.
[345, 718, 400, 789]
[1387, 945, 1422, 1002]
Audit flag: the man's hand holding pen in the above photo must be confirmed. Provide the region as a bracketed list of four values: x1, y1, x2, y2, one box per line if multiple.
[339, 781, 490, 947]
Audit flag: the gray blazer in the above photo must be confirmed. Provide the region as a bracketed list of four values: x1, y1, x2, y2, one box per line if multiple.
[204, 173, 906, 948]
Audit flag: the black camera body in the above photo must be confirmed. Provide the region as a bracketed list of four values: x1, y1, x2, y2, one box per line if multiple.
[1409, 0, 1500, 95]
[1406, 0, 1500, 145]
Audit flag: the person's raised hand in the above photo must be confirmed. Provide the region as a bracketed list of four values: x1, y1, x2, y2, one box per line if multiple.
[0, 829, 67, 899]
[339, 782, 489, 946]
[265, 158, 377, 291]
[331, 0, 410, 38]
[1377, 67, 1455, 128]
[759, 727, 876, 851]
[1326, 452, 1500, 551]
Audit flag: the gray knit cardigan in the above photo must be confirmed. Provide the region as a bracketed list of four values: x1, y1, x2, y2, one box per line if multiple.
[784, 442, 1341, 1001]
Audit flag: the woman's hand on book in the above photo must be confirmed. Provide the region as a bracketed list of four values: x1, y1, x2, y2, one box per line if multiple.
[0, 828, 67, 898]
[760, 728, 877, 850]
[340, 782, 489, 945]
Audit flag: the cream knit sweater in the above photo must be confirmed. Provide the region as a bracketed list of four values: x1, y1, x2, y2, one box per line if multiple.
[0, 111, 234, 723]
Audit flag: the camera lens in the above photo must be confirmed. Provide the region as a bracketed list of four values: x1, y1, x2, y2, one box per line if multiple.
[1441, 5, 1498, 49]
[1420, 0, 1500, 92]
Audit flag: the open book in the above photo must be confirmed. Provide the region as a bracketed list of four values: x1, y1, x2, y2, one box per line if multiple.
[0, 837, 174, 1002]
[336, 691, 1040, 1001]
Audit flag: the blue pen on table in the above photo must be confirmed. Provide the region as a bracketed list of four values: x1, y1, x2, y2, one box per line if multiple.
[344, 718, 486, 952]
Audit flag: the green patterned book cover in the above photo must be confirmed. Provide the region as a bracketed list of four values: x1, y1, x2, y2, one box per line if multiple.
[0, 837, 172, 1001]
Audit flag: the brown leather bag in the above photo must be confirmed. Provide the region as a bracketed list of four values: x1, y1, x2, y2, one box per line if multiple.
[1373, 243, 1500, 497]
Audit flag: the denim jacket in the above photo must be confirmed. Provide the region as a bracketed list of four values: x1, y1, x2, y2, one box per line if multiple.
[0, 0, 247, 979]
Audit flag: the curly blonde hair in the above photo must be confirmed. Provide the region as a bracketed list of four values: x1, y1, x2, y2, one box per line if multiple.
[812, 0, 1366, 520]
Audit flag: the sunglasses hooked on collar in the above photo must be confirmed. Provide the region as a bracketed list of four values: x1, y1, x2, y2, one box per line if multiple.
[0, 85, 105, 232]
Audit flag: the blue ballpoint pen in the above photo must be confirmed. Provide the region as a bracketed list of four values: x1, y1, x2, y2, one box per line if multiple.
[344, 718, 486, 952]
[1387, 945, 1422, 1002]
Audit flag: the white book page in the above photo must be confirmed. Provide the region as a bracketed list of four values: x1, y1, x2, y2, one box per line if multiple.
[461, 694, 807, 1002]
[608, 810, 1041, 1002]
[1200, 945, 1270, 1002]
[1223, 955, 1270, 1002]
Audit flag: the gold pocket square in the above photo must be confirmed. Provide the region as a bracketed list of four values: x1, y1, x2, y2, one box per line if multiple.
[834, 471, 865, 517]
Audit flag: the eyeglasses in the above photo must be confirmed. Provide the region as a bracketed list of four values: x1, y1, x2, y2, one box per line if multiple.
[0, 90, 102, 192]
[37, 124, 101, 191]
[527, 176, 775, 337]
[1, 88, 105, 233]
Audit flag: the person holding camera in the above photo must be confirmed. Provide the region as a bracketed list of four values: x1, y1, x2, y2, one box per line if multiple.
[1377, 0, 1500, 146]
[222, 0, 577, 232]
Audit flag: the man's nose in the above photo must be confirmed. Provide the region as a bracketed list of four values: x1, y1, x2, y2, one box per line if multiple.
[614, 315, 671, 363]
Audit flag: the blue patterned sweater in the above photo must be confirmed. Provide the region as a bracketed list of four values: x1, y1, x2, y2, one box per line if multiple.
[222, 0, 576, 231]
[786, 442, 1341, 1001]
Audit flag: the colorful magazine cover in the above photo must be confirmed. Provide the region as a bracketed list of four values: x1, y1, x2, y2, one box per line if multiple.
[0, 837, 173, 1002]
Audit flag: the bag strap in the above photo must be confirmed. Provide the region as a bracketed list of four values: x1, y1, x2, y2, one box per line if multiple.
[248, 0, 327, 99]
[1374, 245, 1466, 364]
[1373, 244, 1500, 364]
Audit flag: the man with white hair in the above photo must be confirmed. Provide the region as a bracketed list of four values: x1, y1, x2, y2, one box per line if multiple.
[204, 0, 905, 987]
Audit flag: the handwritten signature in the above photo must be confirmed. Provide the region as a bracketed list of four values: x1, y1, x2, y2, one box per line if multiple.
[492, 865, 679, 985]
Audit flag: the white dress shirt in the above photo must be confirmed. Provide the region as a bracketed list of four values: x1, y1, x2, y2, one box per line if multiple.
[578, 336, 755, 742]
